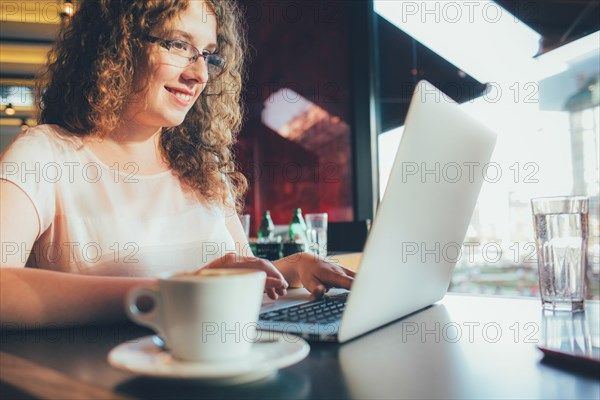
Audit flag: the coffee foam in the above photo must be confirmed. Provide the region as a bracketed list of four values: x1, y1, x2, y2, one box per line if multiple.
[168, 268, 263, 281]
[197, 268, 258, 277]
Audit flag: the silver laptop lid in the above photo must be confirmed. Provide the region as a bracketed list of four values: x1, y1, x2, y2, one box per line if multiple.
[338, 80, 498, 342]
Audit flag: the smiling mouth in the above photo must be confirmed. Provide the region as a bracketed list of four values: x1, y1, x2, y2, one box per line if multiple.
[165, 87, 193, 103]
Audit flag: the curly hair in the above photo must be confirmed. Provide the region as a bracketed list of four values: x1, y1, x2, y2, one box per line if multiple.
[36, 0, 248, 211]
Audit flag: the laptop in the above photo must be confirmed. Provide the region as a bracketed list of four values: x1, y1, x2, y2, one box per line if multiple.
[258, 80, 498, 343]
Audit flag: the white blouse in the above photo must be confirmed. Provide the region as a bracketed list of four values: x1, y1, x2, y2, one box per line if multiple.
[0, 124, 241, 277]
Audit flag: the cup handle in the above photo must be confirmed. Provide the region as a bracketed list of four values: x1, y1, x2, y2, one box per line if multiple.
[126, 286, 165, 336]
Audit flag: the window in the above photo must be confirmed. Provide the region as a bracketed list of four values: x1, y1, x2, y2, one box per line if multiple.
[375, 1, 599, 298]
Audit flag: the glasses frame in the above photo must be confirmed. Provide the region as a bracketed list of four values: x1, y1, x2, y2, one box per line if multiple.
[144, 35, 226, 76]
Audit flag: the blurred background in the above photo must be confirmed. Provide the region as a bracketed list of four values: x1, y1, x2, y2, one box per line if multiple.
[1, 0, 598, 298]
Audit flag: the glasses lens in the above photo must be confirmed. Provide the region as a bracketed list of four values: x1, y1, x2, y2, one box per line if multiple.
[162, 41, 193, 67]
[156, 39, 226, 75]
[206, 55, 225, 76]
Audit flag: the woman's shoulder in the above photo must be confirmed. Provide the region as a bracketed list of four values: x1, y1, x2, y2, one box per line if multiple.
[1, 124, 86, 168]
[17, 124, 83, 150]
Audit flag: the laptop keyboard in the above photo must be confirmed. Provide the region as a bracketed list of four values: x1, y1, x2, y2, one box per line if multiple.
[259, 292, 349, 324]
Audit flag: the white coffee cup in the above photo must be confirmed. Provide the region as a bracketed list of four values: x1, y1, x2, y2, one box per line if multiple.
[126, 268, 266, 362]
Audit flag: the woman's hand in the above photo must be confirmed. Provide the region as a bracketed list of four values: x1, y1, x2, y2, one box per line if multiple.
[275, 252, 356, 298]
[201, 253, 288, 300]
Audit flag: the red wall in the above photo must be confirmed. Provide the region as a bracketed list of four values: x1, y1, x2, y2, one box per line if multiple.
[235, 1, 355, 235]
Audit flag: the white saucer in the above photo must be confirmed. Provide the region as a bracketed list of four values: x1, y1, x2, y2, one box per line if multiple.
[108, 333, 310, 385]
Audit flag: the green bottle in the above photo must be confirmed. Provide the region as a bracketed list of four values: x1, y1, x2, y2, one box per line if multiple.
[258, 210, 274, 242]
[288, 208, 308, 248]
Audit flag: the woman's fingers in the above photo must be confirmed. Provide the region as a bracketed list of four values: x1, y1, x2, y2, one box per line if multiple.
[307, 281, 328, 299]
[265, 277, 287, 299]
[338, 265, 357, 277]
[324, 268, 354, 290]
[265, 276, 287, 290]
[314, 261, 355, 289]
[324, 261, 357, 278]
[298, 260, 355, 298]
[205, 253, 289, 289]
[266, 286, 278, 300]
[249, 259, 288, 289]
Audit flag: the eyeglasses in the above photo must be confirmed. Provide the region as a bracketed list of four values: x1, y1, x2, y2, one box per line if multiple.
[144, 35, 226, 76]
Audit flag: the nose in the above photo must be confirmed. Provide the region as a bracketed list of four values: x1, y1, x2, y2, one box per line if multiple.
[182, 57, 209, 85]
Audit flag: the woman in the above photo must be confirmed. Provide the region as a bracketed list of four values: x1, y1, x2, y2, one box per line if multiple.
[0, 0, 354, 328]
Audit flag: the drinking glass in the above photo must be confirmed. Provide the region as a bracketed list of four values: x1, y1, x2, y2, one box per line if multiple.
[305, 213, 328, 257]
[531, 196, 588, 312]
[239, 214, 250, 239]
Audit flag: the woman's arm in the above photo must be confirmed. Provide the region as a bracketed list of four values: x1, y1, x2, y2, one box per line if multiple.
[0, 268, 153, 328]
[1, 180, 39, 267]
[1, 179, 154, 328]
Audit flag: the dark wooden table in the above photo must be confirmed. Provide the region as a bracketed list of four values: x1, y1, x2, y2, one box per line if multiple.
[1, 294, 599, 399]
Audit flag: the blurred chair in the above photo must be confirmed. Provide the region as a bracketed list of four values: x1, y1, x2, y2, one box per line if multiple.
[327, 220, 371, 253]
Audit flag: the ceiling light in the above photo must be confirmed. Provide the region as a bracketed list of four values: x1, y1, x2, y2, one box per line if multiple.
[5, 103, 16, 116]
[61, 1, 75, 18]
